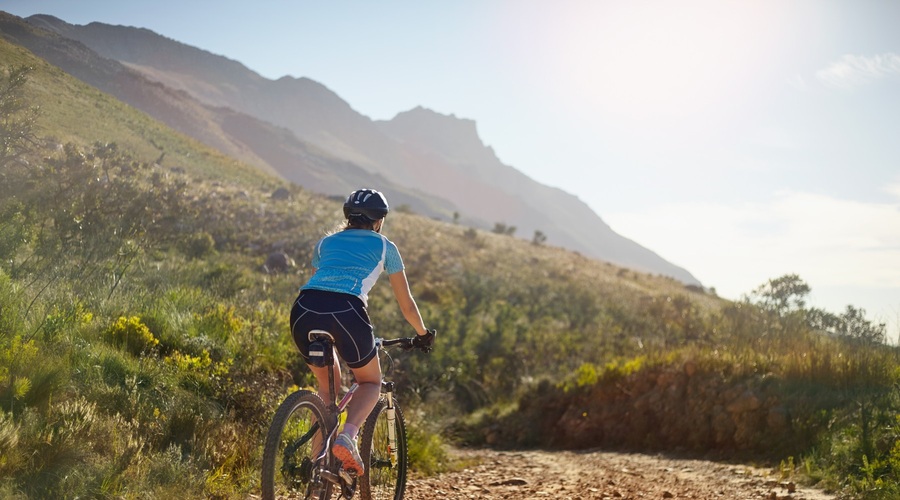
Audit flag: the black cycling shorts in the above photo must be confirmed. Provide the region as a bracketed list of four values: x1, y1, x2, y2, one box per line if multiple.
[290, 289, 377, 369]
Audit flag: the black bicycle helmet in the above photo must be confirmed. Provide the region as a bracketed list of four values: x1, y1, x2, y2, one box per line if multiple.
[343, 188, 389, 221]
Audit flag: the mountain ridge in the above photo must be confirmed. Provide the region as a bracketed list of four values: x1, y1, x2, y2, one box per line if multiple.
[0, 11, 456, 220]
[7, 12, 700, 285]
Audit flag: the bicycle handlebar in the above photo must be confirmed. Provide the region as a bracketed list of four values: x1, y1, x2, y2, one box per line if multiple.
[376, 336, 426, 351]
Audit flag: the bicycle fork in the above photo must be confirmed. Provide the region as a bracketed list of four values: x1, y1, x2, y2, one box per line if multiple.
[382, 381, 399, 465]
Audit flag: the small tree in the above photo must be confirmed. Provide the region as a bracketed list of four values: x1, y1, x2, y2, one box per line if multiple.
[532, 230, 547, 246]
[492, 222, 516, 236]
[0, 66, 41, 263]
[807, 305, 886, 344]
[837, 305, 886, 344]
[752, 274, 810, 315]
[0, 65, 40, 172]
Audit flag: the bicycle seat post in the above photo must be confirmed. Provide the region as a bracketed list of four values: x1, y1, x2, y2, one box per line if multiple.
[325, 348, 338, 412]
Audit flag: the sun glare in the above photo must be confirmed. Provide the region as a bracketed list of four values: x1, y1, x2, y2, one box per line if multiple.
[520, 2, 788, 125]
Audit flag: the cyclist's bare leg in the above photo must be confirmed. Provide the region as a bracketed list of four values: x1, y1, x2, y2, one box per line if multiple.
[344, 355, 382, 433]
[332, 355, 381, 474]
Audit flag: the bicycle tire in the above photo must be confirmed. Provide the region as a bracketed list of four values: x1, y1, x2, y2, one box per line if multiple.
[261, 390, 335, 500]
[359, 396, 408, 500]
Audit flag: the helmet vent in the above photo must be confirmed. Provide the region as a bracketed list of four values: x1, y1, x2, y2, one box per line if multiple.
[343, 188, 389, 220]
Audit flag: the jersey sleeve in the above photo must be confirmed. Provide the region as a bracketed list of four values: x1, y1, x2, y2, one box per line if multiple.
[311, 238, 323, 269]
[384, 239, 404, 274]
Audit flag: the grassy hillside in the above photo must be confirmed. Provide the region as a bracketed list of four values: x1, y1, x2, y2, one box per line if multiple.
[2, 37, 899, 499]
[1, 37, 271, 187]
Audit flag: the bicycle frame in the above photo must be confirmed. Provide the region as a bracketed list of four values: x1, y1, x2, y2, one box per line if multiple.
[263, 331, 418, 499]
[308, 333, 407, 495]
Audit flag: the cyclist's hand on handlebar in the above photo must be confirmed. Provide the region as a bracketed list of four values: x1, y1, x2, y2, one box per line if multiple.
[412, 329, 436, 353]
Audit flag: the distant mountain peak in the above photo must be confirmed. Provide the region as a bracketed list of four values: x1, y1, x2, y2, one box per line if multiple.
[390, 106, 479, 138]
[22, 14, 68, 33]
[380, 106, 498, 164]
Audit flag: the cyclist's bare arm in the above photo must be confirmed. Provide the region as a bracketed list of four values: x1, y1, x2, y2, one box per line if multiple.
[388, 270, 427, 336]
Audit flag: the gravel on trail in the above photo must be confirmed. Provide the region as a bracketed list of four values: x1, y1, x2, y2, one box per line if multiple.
[406, 448, 837, 500]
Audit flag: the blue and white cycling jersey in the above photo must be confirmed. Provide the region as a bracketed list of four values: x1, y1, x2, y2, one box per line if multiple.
[301, 229, 404, 305]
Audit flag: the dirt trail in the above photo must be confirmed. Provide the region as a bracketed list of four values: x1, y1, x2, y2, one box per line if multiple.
[406, 448, 836, 500]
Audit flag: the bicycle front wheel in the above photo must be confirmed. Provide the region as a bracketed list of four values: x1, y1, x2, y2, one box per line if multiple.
[359, 396, 408, 500]
[261, 390, 334, 500]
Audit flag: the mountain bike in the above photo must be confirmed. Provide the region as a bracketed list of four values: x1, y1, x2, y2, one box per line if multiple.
[261, 330, 428, 499]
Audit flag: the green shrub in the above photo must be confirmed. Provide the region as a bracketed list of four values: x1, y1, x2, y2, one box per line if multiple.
[0, 336, 65, 413]
[164, 348, 230, 378]
[143, 443, 204, 497]
[0, 270, 23, 339]
[406, 419, 450, 475]
[40, 300, 93, 343]
[200, 261, 253, 298]
[104, 315, 159, 356]
[194, 303, 245, 344]
[181, 231, 216, 259]
[11, 405, 91, 498]
[573, 362, 598, 388]
[0, 410, 22, 477]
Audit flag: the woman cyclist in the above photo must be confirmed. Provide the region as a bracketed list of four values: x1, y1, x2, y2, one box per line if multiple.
[290, 188, 435, 476]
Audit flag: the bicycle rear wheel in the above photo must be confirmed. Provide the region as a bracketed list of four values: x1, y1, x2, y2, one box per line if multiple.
[261, 390, 334, 500]
[359, 397, 408, 500]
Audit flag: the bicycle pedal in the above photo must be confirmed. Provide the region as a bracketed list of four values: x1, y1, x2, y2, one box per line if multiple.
[338, 469, 358, 498]
[339, 468, 359, 481]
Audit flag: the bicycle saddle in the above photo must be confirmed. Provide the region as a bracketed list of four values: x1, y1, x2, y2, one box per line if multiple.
[308, 329, 336, 342]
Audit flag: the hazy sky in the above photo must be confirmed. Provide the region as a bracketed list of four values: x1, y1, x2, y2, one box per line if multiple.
[5, 0, 900, 338]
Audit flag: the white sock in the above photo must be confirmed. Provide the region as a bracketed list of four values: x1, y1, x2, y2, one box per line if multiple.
[342, 423, 359, 440]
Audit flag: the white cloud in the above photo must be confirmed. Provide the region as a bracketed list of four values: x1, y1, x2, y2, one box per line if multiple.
[816, 53, 900, 89]
[885, 180, 900, 199]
